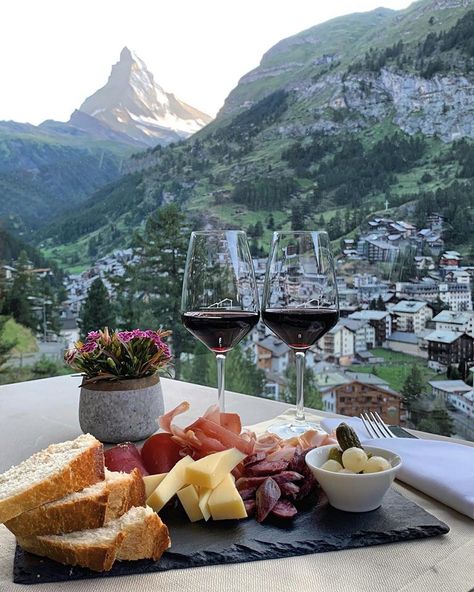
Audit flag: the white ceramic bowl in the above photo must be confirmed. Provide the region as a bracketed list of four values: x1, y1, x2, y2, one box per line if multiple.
[305, 444, 402, 512]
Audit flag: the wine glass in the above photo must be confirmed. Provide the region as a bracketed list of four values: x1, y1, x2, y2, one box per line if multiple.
[262, 231, 339, 436]
[181, 231, 259, 411]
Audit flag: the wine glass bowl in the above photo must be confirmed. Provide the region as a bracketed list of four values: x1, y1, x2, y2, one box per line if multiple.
[181, 231, 259, 410]
[262, 231, 339, 436]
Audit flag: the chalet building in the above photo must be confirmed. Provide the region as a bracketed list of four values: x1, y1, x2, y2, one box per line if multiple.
[440, 251, 461, 268]
[320, 376, 402, 424]
[254, 336, 289, 375]
[390, 300, 433, 335]
[426, 331, 474, 371]
[349, 310, 392, 346]
[395, 281, 472, 311]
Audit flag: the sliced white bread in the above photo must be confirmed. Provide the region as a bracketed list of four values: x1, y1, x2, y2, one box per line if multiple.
[5, 468, 146, 537]
[0, 434, 104, 524]
[104, 469, 146, 523]
[18, 506, 171, 572]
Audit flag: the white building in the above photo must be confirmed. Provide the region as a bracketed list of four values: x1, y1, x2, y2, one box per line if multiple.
[432, 311, 474, 337]
[390, 300, 433, 335]
[449, 390, 474, 418]
[429, 380, 473, 404]
[339, 319, 376, 353]
[319, 323, 355, 363]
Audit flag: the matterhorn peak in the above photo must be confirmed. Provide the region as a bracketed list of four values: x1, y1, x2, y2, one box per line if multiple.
[77, 48, 212, 146]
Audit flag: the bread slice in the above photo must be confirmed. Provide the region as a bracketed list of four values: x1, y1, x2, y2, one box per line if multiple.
[18, 506, 171, 572]
[5, 469, 146, 537]
[0, 434, 104, 524]
[104, 469, 146, 522]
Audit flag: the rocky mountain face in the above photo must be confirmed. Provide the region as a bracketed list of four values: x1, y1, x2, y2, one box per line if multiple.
[216, 0, 474, 144]
[79, 47, 212, 147]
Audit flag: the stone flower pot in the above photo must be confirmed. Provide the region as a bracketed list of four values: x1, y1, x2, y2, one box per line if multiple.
[79, 374, 163, 443]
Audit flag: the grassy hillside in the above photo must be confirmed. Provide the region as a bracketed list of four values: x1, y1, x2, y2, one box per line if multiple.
[0, 123, 136, 234]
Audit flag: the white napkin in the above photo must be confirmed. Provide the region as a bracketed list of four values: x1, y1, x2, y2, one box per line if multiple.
[321, 417, 474, 520]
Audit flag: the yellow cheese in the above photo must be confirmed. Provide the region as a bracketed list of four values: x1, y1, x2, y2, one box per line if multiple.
[143, 473, 167, 498]
[177, 484, 204, 522]
[198, 487, 212, 521]
[185, 448, 246, 490]
[147, 455, 194, 512]
[208, 474, 247, 520]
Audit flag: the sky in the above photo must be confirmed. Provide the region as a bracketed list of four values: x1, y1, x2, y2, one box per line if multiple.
[0, 0, 413, 125]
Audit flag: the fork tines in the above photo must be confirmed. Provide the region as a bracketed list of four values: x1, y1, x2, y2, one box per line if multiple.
[360, 411, 396, 438]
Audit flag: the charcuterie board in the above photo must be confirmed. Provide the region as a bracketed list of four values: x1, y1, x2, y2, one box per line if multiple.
[13, 488, 449, 585]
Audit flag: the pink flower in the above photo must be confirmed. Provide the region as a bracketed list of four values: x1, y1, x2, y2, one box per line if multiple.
[86, 331, 101, 341]
[80, 341, 98, 354]
[117, 331, 134, 343]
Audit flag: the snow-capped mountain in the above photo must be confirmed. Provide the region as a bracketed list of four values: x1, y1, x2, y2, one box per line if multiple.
[78, 47, 212, 146]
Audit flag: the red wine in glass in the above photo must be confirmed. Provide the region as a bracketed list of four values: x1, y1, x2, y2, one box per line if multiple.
[181, 310, 259, 353]
[262, 231, 339, 436]
[261, 308, 338, 351]
[181, 231, 259, 411]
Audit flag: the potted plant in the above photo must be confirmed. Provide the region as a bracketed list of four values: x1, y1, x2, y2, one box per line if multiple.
[65, 328, 171, 443]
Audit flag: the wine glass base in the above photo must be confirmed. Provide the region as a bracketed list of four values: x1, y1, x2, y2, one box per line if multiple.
[267, 420, 321, 439]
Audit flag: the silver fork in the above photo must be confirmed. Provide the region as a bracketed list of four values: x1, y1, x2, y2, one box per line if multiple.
[360, 411, 397, 438]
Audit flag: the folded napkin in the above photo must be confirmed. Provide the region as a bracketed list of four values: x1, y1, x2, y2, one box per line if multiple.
[321, 417, 474, 520]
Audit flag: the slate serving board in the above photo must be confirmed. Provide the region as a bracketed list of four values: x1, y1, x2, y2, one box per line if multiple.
[13, 489, 449, 585]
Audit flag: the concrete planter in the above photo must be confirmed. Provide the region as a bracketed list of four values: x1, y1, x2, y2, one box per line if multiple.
[79, 374, 163, 443]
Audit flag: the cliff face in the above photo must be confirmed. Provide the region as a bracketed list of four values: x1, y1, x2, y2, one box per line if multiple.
[290, 69, 474, 142]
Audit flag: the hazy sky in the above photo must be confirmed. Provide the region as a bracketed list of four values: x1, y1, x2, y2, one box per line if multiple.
[1, 0, 413, 124]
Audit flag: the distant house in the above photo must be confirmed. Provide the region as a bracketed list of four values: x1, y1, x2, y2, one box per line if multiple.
[440, 251, 462, 268]
[425, 331, 474, 371]
[364, 239, 399, 263]
[348, 310, 392, 346]
[254, 336, 289, 375]
[319, 323, 355, 365]
[432, 311, 474, 337]
[390, 300, 433, 335]
[429, 380, 473, 404]
[384, 331, 425, 357]
[449, 390, 474, 418]
[320, 374, 402, 424]
[339, 319, 376, 353]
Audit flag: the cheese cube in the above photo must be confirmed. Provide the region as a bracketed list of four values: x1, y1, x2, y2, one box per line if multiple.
[143, 473, 166, 499]
[208, 474, 247, 520]
[147, 455, 194, 512]
[198, 487, 212, 522]
[185, 448, 246, 490]
[177, 484, 204, 522]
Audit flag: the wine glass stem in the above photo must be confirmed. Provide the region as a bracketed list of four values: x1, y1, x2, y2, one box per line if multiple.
[216, 353, 226, 412]
[295, 351, 306, 422]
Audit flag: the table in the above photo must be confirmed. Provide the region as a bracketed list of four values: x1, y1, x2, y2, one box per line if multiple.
[1, 376, 473, 592]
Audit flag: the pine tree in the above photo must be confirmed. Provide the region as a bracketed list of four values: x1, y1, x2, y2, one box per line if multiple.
[418, 408, 454, 437]
[267, 214, 275, 230]
[376, 295, 386, 311]
[285, 363, 322, 410]
[114, 204, 189, 378]
[2, 251, 37, 330]
[401, 364, 424, 414]
[80, 278, 115, 339]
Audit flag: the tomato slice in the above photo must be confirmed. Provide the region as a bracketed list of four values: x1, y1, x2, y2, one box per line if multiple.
[141, 432, 184, 474]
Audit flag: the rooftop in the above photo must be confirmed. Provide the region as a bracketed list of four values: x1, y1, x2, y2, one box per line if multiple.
[432, 311, 473, 325]
[392, 300, 427, 314]
[349, 310, 390, 321]
[429, 380, 473, 393]
[425, 330, 467, 344]
[387, 331, 419, 344]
